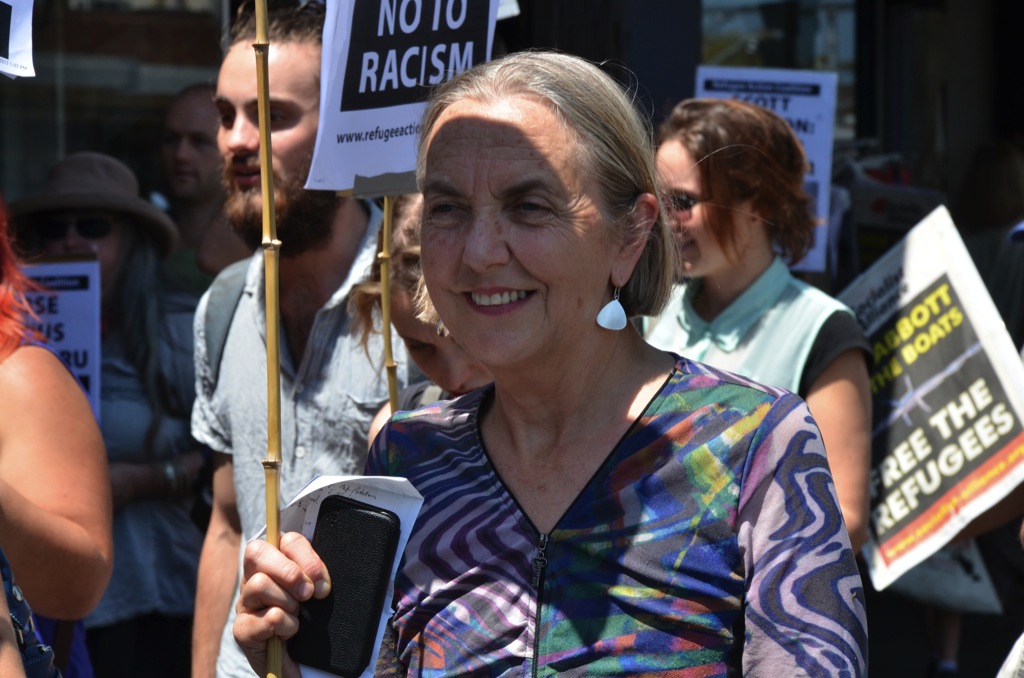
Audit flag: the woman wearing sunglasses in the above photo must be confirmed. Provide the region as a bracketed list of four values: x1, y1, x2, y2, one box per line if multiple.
[12, 152, 205, 677]
[644, 98, 873, 554]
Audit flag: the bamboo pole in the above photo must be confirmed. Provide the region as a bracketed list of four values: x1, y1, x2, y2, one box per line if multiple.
[252, 1, 284, 677]
[379, 195, 399, 413]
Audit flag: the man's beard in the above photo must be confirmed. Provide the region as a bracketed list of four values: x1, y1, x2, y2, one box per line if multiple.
[224, 154, 338, 257]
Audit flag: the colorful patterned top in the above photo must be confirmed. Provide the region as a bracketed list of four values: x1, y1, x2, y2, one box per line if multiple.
[368, 356, 867, 677]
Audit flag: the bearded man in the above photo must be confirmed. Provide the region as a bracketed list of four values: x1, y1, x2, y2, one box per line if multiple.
[190, 5, 413, 676]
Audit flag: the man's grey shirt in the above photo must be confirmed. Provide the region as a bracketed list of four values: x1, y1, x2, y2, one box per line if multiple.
[191, 202, 413, 676]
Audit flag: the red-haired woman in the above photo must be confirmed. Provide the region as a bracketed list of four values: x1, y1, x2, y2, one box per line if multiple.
[0, 194, 114, 675]
[11, 152, 204, 678]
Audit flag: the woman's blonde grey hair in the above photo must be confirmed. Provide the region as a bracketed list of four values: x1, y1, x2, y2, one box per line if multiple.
[415, 50, 676, 318]
[349, 194, 424, 350]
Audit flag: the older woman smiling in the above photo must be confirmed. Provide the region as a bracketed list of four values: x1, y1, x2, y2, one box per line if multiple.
[233, 52, 868, 677]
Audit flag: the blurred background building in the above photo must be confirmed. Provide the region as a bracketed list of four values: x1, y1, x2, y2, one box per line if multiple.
[4, 0, 1020, 220]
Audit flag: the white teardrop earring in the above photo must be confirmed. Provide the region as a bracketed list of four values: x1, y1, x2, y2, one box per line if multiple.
[596, 287, 627, 331]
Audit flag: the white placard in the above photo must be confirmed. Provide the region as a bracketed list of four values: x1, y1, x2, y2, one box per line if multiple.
[695, 65, 838, 273]
[307, 0, 501, 192]
[838, 206, 1024, 589]
[0, 0, 35, 79]
[22, 259, 102, 420]
[256, 475, 424, 678]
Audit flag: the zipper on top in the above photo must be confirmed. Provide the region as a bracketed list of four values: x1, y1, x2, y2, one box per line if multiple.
[531, 532, 549, 678]
[531, 532, 549, 587]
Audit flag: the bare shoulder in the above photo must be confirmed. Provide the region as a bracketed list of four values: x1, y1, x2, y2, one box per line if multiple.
[0, 345, 82, 400]
[0, 345, 95, 439]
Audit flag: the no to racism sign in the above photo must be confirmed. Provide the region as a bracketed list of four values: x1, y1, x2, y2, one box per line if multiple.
[307, 0, 500, 192]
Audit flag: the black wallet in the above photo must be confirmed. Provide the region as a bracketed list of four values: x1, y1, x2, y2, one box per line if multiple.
[288, 494, 401, 677]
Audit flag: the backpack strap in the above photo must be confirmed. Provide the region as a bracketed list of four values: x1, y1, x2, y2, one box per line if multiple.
[204, 259, 249, 390]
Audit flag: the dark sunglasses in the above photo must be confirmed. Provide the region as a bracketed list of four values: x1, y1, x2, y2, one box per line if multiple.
[36, 215, 116, 242]
[665, 191, 701, 214]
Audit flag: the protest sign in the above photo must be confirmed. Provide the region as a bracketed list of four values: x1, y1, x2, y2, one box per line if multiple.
[695, 65, 837, 273]
[838, 206, 1024, 590]
[308, 0, 500, 192]
[22, 259, 102, 419]
[885, 539, 1002, 614]
[0, 0, 35, 79]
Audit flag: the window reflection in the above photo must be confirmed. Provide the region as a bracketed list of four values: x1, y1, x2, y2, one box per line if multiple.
[1, 1, 223, 201]
[701, 0, 856, 141]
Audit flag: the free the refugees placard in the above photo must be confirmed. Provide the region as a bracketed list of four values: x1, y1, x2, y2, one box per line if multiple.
[839, 206, 1024, 589]
[307, 0, 500, 192]
[22, 259, 102, 420]
[695, 65, 838, 273]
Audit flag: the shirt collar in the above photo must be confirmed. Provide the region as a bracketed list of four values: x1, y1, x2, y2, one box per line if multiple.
[677, 257, 790, 352]
[325, 200, 383, 309]
[241, 199, 383, 310]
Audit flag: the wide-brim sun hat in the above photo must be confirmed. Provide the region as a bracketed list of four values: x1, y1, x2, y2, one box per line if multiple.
[10, 151, 178, 257]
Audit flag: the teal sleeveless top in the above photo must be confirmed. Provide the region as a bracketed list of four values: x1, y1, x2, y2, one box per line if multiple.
[644, 257, 856, 395]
